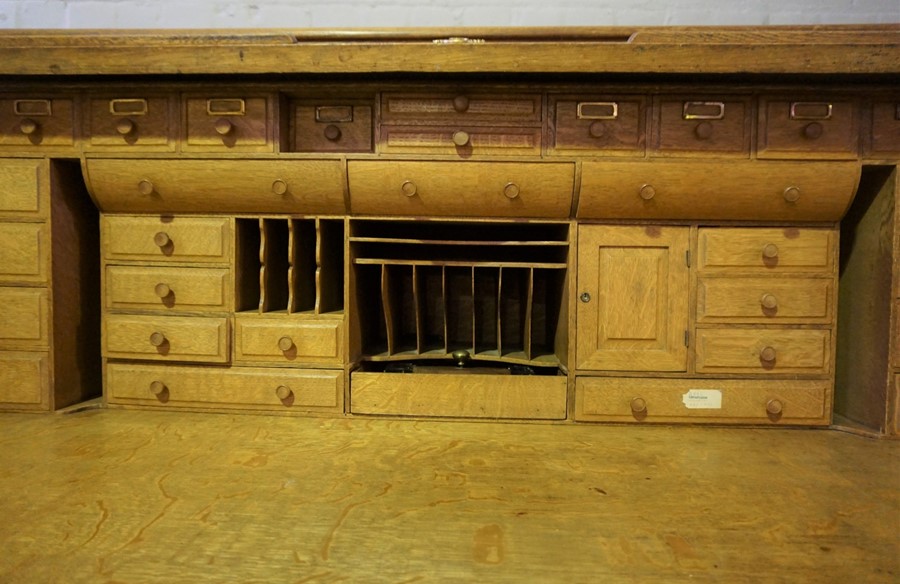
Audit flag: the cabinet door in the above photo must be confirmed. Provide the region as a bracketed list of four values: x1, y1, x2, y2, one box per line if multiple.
[576, 225, 690, 371]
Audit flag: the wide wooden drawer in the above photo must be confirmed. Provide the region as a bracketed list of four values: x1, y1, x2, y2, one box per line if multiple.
[106, 265, 231, 312]
[86, 95, 175, 150]
[106, 363, 342, 412]
[0, 221, 49, 283]
[0, 159, 44, 217]
[0, 351, 48, 407]
[348, 161, 575, 218]
[0, 287, 49, 348]
[652, 96, 750, 156]
[695, 328, 831, 375]
[104, 314, 229, 363]
[86, 159, 345, 214]
[574, 377, 829, 425]
[102, 215, 231, 263]
[351, 371, 567, 419]
[0, 97, 74, 148]
[184, 95, 274, 152]
[234, 315, 343, 366]
[697, 277, 834, 324]
[293, 101, 373, 152]
[380, 125, 541, 156]
[697, 227, 835, 273]
[867, 101, 900, 158]
[577, 160, 860, 221]
[381, 92, 541, 125]
[550, 95, 646, 155]
[758, 97, 859, 159]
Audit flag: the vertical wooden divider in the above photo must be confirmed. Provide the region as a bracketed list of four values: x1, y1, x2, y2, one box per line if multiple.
[497, 267, 504, 357]
[441, 265, 448, 354]
[287, 220, 297, 314]
[413, 265, 424, 354]
[524, 267, 534, 360]
[470, 265, 477, 353]
[381, 264, 395, 356]
[314, 218, 323, 314]
[257, 218, 267, 313]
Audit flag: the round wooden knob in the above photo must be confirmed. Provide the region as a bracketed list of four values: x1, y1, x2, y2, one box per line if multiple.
[272, 179, 288, 195]
[137, 179, 154, 196]
[19, 118, 39, 135]
[760, 293, 778, 310]
[153, 231, 171, 248]
[783, 186, 801, 203]
[154, 283, 172, 298]
[760, 346, 777, 363]
[401, 180, 417, 197]
[639, 184, 656, 201]
[453, 95, 470, 113]
[278, 336, 294, 352]
[588, 121, 606, 138]
[630, 397, 647, 413]
[116, 118, 135, 136]
[503, 183, 520, 199]
[323, 124, 342, 141]
[149, 380, 167, 396]
[214, 118, 234, 135]
[694, 121, 714, 140]
[766, 399, 784, 415]
[803, 122, 823, 140]
[762, 243, 779, 259]
[275, 385, 293, 401]
[149, 331, 167, 347]
[452, 130, 470, 147]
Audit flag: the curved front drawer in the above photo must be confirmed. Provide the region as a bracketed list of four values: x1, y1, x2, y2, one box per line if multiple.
[103, 314, 229, 363]
[348, 161, 575, 218]
[86, 159, 346, 214]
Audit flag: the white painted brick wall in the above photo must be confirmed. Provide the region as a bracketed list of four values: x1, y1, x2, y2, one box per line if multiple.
[0, 0, 897, 29]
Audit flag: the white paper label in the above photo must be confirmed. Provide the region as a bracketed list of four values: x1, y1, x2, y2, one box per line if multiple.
[682, 389, 723, 409]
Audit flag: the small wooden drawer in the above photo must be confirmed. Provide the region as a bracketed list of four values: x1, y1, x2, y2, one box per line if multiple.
[380, 125, 541, 156]
[574, 377, 829, 425]
[0, 287, 49, 348]
[348, 161, 575, 218]
[351, 371, 567, 419]
[184, 95, 274, 152]
[577, 160, 859, 221]
[86, 159, 345, 214]
[0, 97, 75, 148]
[293, 102, 372, 152]
[550, 95, 646, 156]
[758, 97, 859, 159]
[106, 363, 342, 412]
[234, 315, 343, 366]
[0, 221, 49, 284]
[652, 96, 750, 156]
[86, 96, 175, 150]
[866, 101, 900, 158]
[0, 351, 48, 407]
[104, 314, 229, 363]
[697, 277, 833, 324]
[697, 227, 835, 273]
[106, 265, 231, 312]
[102, 215, 231, 263]
[695, 328, 831, 375]
[381, 92, 541, 125]
[0, 159, 45, 217]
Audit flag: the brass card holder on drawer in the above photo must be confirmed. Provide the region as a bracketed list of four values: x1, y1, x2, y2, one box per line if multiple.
[790, 102, 833, 120]
[577, 102, 618, 120]
[13, 99, 51, 116]
[315, 105, 353, 123]
[682, 101, 725, 120]
[206, 98, 246, 116]
[109, 98, 148, 116]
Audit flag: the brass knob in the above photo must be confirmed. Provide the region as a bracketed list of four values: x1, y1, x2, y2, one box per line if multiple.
[154, 283, 172, 298]
[401, 180, 417, 197]
[762, 243, 779, 259]
[766, 399, 784, 415]
[639, 184, 656, 200]
[760, 293, 778, 310]
[272, 179, 288, 195]
[275, 385, 293, 401]
[453, 95, 470, 113]
[153, 231, 171, 248]
[452, 349, 470, 367]
[694, 121, 714, 140]
[580, 292, 591, 303]
[278, 336, 294, 352]
[452, 130, 470, 147]
[760, 346, 777, 363]
[630, 397, 647, 413]
[19, 118, 39, 135]
[323, 124, 342, 141]
[588, 121, 606, 138]
[503, 183, 520, 199]
[803, 122, 823, 140]
[149, 331, 167, 347]
[116, 118, 135, 136]
[214, 118, 234, 135]
[783, 186, 801, 203]
[149, 380, 167, 396]
[137, 179, 155, 196]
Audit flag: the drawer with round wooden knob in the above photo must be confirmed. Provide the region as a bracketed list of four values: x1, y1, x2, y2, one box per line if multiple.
[696, 227, 835, 273]
[550, 95, 646, 155]
[381, 92, 541, 124]
[293, 102, 373, 152]
[233, 315, 343, 365]
[694, 328, 831, 375]
[86, 96, 175, 150]
[183, 95, 273, 152]
[105, 265, 231, 312]
[697, 276, 834, 324]
[103, 314, 229, 363]
[652, 96, 751, 156]
[102, 215, 232, 263]
[380, 125, 542, 156]
[0, 97, 75, 149]
[758, 96, 859, 159]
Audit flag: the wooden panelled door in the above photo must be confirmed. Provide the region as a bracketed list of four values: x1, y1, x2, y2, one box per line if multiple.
[576, 225, 690, 371]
